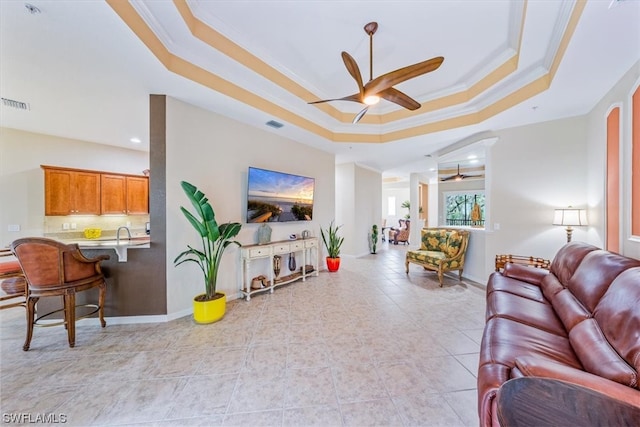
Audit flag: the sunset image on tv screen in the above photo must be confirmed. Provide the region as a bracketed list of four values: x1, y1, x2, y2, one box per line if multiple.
[247, 167, 314, 223]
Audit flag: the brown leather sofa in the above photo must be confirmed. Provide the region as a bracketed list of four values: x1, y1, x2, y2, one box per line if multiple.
[478, 241, 640, 427]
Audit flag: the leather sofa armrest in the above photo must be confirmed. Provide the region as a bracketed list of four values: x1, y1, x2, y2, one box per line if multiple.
[515, 356, 640, 407]
[502, 262, 549, 285]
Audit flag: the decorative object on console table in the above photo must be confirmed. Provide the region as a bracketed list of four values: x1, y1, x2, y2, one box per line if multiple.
[257, 223, 272, 244]
[288, 252, 296, 271]
[273, 255, 282, 280]
[369, 224, 379, 254]
[174, 181, 242, 324]
[553, 206, 587, 243]
[321, 220, 344, 272]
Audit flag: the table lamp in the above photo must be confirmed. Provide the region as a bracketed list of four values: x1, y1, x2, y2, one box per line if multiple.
[553, 207, 588, 242]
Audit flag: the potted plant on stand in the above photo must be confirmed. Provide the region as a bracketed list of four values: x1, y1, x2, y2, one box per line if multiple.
[174, 181, 242, 324]
[321, 220, 344, 272]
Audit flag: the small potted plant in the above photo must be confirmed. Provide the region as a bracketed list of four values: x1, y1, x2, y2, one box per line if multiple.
[174, 181, 242, 324]
[321, 220, 344, 272]
[369, 224, 379, 254]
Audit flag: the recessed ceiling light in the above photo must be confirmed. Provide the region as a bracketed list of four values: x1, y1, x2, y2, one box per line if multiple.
[467, 154, 477, 159]
[130, 137, 141, 144]
[469, 159, 479, 164]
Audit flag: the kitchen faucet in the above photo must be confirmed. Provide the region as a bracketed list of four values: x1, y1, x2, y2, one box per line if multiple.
[116, 226, 131, 244]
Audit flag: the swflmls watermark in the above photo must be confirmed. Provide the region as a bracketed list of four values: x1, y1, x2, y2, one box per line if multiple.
[2, 413, 67, 424]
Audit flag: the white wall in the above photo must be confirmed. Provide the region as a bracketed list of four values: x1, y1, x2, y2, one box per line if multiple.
[0, 127, 148, 247]
[336, 163, 382, 257]
[335, 163, 354, 257]
[382, 183, 410, 226]
[355, 165, 382, 256]
[585, 60, 640, 259]
[164, 97, 336, 315]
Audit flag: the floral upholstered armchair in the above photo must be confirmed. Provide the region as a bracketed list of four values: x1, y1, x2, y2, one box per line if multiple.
[405, 228, 470, 286]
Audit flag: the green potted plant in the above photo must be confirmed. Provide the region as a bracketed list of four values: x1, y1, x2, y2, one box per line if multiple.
[369, 224, 379, 254]
[174, 181, 242, 324]
[321, 220, 344, 272]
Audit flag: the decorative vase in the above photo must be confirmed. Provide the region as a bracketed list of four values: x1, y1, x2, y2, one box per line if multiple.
[273, 255, 282, 279]
[288, 252, 296, 271]
[326, 256, 340, 272]
[193, 292, 226, 324]
[258, 223, 272, 244]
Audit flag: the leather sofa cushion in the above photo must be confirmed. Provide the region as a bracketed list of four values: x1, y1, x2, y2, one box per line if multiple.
[540, 273, 565, 301]
[550, 289, 591, 332]
[480, 317, 581, 369]
[486, 291, 565, 336]
[593, 268, 640, 375]
[514, 356, 640, 406]
[550, 242, 599, 285]
[569, 318, 637, 388]
[567, 250, 640, 312]
[487, 272, 546, 303]
[503, 263, 549, 286]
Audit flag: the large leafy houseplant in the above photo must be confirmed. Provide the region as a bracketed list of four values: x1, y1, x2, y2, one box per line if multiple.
[174, 181, 242, 301]
[321, 221, 344, 272]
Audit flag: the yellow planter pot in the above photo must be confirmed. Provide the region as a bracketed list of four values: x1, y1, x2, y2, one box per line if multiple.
[193, 292, 226, 324]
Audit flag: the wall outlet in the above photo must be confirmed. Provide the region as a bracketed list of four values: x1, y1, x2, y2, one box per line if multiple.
[62, 223, 70, 230]
[71, 223, 77, 230]
[126, 221, 131, 228]
[494, 223, 500, 230]
[7, 224, 20, 232]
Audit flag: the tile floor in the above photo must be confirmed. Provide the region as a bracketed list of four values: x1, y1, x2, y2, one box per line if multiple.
[0, 243, 487, 426]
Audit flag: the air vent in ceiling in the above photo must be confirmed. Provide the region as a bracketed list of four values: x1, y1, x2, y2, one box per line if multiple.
[265, 120, 284, 129]
[1, 97, 30, 111]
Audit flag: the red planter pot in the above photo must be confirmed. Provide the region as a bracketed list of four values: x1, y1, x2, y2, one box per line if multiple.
[326, 257, 341, 272]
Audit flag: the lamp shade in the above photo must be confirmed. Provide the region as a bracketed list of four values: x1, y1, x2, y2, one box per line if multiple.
[553, 208, 588, 226]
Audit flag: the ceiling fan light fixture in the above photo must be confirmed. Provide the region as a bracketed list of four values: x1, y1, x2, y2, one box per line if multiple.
[364, 95, 380, 105]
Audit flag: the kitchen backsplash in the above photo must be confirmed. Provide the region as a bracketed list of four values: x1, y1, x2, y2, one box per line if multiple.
[44, 215, 150, 238]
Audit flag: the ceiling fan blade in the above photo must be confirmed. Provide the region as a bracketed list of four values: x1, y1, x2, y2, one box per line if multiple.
[440, 175, 457, 182]
[364, 56, 444, 96]
[308, 93, 361, 105]
[378, 87, 421, 111]
[341, 52, 364, 99]
[352, 106, 369, 124]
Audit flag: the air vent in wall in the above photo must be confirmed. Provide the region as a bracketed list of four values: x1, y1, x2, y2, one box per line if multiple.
[1, 98, 30, 111]
[265, 120, 284, 129]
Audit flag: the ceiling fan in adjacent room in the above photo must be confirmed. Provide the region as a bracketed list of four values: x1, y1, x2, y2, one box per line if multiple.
[308, 21, 444, 123]
[440, 164, 484, 182]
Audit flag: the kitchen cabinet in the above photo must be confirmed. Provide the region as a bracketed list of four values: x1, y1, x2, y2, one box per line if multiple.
[100, 174, 148, 215]
[43, 167, 101, 215]
[42, 166, 149, 216]
[126, 176, 149, 214]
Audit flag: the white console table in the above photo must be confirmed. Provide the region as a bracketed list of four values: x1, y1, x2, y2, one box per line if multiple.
[240, 237, 319, 301]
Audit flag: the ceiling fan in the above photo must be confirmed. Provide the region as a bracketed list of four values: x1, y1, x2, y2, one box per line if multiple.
[440, 164, 483, 182]
[308, 21, 444, 123]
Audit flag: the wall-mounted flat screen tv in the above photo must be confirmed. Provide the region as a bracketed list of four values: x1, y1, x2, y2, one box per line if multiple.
[246, 167, 315, 223]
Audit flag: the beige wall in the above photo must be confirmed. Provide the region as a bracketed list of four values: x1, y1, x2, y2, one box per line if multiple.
[164, 97, 336, 315]
[485, 115, 589, 265]
[0, 127, 148, 247]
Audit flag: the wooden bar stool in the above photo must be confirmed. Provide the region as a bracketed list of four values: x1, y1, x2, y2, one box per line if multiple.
[11, 238, 109, 350]
[0, 257, 26, 310]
